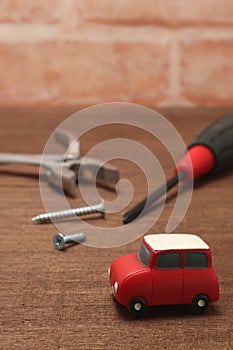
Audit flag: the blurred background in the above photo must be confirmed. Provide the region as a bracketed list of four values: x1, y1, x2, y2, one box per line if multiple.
[0, 0, 232, 108]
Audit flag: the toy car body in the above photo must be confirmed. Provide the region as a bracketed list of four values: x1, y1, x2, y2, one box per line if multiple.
[109, 234, 219, 315]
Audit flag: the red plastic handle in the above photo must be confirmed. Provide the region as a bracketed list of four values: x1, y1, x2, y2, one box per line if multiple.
[175, 145, 215, 181]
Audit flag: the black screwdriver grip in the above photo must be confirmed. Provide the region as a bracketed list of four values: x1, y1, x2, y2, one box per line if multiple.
[188, 114, 233, 174]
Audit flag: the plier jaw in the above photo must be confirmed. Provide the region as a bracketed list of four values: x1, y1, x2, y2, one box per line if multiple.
[48, 156, 119, 197]
[50, 128, 119, 197]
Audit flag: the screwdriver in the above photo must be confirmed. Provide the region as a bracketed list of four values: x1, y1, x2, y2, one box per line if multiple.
[123, 114, 233, 224]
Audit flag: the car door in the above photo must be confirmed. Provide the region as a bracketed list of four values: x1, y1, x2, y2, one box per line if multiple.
[182, 251, 210, 304]
[151, 252, 182, 306]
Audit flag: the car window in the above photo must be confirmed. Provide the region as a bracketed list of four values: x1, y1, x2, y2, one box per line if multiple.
[156, 253, 180, 269]
[184, 252, 208, 268]
[138, 242, 151, 267]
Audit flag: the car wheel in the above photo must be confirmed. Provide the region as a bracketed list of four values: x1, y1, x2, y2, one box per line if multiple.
[191, 294, 209, 314]
[129, 298, 146, 317]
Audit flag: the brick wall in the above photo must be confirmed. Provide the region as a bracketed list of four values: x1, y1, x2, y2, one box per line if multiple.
[0, 0, 232, 107]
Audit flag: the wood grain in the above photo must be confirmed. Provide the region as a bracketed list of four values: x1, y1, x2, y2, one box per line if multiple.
[0, 107, 233, 350]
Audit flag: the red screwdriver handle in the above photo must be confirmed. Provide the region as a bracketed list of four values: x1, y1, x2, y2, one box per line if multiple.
[176, 114, 233, 180]
[175, 145, 215, 181]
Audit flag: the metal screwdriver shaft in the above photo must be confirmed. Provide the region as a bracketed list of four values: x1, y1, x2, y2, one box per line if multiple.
[123, 173, 185, 224]
[32, 200, 105, 224]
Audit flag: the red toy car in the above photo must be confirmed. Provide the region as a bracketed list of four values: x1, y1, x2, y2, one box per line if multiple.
[109, 234, 219, 316]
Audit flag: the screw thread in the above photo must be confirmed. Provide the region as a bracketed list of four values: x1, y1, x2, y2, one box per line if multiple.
[64, 232, 86, 244]
[32, 200, 105, 223]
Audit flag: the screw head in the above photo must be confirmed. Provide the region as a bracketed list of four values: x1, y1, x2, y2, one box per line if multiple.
[53, 233, 65, 250]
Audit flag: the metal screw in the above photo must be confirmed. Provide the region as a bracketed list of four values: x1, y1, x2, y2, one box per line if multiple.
[53, 232, 86, 250]
[32, 200, 105, 224]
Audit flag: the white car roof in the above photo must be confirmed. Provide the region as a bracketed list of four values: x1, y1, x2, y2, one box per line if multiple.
[144, 234, 209, 251]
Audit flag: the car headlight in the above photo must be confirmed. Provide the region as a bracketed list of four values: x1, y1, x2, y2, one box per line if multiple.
[114, 281, 118, 294]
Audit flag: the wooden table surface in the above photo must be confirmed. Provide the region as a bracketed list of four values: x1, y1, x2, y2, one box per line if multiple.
[0, 106, 233, 350]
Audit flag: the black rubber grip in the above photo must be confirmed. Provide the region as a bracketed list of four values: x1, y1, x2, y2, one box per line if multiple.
[188, 114, 233, 174]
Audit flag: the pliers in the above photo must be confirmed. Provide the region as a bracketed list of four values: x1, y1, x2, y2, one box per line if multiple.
[0, 129, 119, 197]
